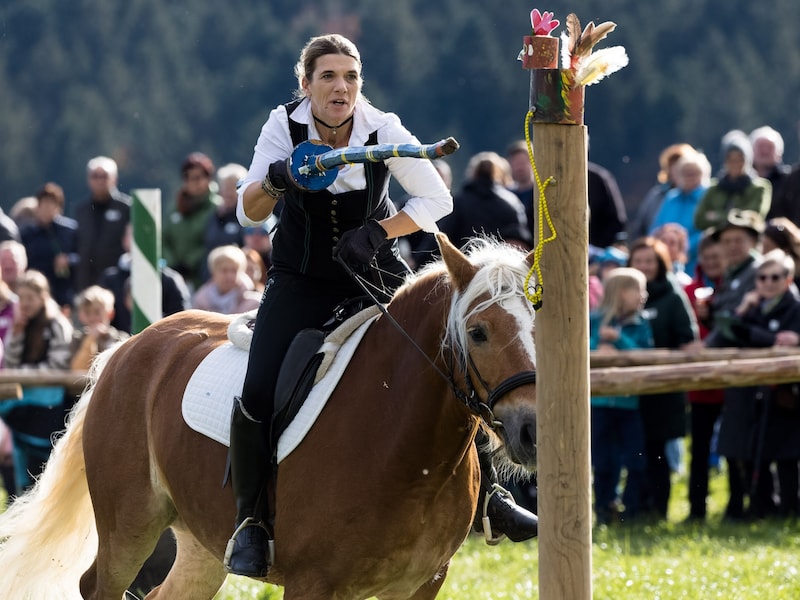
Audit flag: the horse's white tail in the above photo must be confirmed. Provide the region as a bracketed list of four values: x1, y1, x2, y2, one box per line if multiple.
[0, 347, 117, 599]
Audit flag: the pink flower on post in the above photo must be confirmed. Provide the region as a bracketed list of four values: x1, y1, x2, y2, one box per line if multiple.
[531, 9, 560, 36]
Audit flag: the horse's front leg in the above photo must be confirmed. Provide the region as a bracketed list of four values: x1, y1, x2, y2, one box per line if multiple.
[403, 563, 449, 600]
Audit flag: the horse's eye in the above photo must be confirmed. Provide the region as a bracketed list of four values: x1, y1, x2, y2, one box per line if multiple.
[468, 326, 487, 344]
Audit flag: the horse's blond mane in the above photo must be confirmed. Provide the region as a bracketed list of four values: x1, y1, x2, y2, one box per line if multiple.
[446, 239, 534, 368]
[394, 237, 534, 367]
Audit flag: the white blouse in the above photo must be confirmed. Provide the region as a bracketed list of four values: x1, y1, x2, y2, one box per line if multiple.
[236, 97, 452, 233]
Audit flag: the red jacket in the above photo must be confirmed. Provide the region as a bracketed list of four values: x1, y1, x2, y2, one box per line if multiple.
[684, 266, 724, 404]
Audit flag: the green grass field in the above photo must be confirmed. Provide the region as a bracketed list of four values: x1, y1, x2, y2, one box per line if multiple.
[213, 460, 800, 599]
[2, 450, 798, 599]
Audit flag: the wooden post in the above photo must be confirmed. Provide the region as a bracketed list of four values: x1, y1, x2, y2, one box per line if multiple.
[533, 123, 592, 599]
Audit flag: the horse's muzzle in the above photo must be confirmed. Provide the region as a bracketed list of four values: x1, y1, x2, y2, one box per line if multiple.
[498, 408, 537, 469]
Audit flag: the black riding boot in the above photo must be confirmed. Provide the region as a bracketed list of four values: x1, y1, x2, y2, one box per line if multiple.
[474, 435, 539, 545]
[223, 399, 273, 577]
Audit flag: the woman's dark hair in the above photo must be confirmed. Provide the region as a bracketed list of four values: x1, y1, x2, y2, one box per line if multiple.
[696, 230, 720, 254]
[628, 236, 672, 280]
[294, 34, 362, 97]
[36, 182, 65, 208]
[181, 152, 215, 177]
[764, 217, 800, 261]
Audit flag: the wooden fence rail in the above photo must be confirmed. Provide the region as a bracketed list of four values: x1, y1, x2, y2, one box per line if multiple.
[0, 370, 88, 400]
[1, 347, 799, 402]
[589, 346, 800, 367]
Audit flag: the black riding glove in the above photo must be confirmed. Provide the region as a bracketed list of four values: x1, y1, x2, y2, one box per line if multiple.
[261, 159, 296, 196]
[334, 220, 389, 268]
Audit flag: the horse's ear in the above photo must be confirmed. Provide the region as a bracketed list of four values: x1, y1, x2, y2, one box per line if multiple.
[436, 232, 478, 291]
[524, 248, 536, 267]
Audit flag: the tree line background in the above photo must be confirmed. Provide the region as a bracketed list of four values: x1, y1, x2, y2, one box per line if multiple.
[1, 0, 799, 218]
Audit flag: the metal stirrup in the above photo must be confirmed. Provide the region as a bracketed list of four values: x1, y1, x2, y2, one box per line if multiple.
[481, 483, 514, 546]
[223, 517, 275, 572]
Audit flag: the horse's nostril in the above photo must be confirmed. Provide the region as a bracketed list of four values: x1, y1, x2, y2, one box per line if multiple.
[519, 419, 536, 448]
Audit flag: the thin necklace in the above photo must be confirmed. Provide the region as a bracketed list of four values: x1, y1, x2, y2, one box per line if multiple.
[313, 114, 354, 137]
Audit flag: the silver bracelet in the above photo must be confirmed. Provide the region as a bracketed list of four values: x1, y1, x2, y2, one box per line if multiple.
[261, 173, 285, 198]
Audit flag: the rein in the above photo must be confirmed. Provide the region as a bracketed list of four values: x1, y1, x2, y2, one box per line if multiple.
[335, 257, 537, 428]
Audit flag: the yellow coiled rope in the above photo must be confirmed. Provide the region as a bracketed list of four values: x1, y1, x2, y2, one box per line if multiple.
[522, 110, 557, 310]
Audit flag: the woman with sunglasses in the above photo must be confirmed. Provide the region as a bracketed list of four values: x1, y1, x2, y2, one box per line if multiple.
[716, 249, 800, 520]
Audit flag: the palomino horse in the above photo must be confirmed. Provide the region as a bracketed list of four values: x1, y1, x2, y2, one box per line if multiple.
[0, 234, 538, 599]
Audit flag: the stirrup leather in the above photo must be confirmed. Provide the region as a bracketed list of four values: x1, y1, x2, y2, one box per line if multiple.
[223, 517, 275, 572]
[480, 483, 514, 546]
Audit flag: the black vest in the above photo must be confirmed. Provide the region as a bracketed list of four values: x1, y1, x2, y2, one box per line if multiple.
[270, 100, 405, 281]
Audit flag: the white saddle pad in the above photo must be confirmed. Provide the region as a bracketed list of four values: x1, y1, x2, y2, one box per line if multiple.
[182, 310, 379, 462]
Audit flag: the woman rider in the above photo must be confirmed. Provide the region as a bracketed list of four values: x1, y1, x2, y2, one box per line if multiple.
[225, 33, 538, 577]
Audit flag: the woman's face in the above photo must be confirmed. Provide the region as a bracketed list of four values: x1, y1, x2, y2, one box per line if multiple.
[183, 166, 211, 197]
[656, 230, 683, 263]
[698, 243, 726, 279]
[303, 53, 361, 125]
[18, 285, 45, 319]
[677, 164, 703, 193]
[724, 150, 746, 178]
[629, 247, 660, 281]
[35, 197, 61, 225]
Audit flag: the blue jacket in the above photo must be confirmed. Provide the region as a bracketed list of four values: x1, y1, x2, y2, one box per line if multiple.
[650, 184, 707, 274]
[590, 310, 654, 409]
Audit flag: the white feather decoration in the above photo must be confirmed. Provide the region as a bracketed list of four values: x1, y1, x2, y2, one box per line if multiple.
[560, 31, 572, 70]
[573, 46, 629, 86]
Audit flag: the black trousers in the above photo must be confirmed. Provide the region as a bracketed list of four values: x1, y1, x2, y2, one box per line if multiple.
[239, 262, 408, 432]
[642, 438, 672, 518]
[239, 271, 361, 428]
[776, 460, 799, 515]
[688, 402, 723, 518]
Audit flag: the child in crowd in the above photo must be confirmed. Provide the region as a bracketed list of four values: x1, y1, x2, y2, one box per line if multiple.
[191, 245, 261, 315]
[69, 285, 129, 371]
[590, 267, 654, 524]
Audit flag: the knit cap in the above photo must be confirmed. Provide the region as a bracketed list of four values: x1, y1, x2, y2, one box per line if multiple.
[719, 129, 753, 167]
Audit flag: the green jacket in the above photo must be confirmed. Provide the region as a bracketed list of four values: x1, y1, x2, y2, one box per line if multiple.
[693, 176, 771, 231]
[162, 191, 221, 289]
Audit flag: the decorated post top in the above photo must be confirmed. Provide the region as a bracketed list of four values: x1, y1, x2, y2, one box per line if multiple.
[519, 9, 628, 124]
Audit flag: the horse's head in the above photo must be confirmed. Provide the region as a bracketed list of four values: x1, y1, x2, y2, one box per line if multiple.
[436, 233, 538, 475]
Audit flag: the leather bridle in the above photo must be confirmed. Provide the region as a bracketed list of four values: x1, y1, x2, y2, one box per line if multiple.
[336, 257, 538, 428]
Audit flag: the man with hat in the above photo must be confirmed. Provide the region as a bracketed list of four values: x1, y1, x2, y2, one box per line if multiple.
[702, 208, 765, 346]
